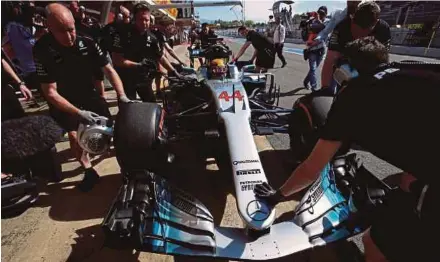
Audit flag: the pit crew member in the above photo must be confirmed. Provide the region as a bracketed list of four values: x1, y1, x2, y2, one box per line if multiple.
[33, 3, 130, 192]
[109, 3, 182, 102]
[233, 26, 276, 72]
[321, 1, 391, 94]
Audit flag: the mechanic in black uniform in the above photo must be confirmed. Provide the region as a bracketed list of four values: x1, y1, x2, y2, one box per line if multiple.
[33, 3, 131, 192]
[233, 26, 275, 72]
[69, 1, 106, 97]
[254, 36, 440, 262]
[109, 3, 182, 102]
[151, 25, 187, 97]
[199, 23, 218, 49]
[100, 4, 131, 57]
[321, 1, 391, 94]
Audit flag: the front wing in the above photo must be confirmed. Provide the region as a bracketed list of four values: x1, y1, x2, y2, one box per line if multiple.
[102, 164, 367, 260]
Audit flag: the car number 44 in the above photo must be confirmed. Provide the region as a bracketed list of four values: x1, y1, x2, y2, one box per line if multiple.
[218, 90, 244, 102]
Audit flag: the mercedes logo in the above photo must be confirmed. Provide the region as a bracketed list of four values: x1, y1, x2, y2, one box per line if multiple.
[246, 200, 271, 221]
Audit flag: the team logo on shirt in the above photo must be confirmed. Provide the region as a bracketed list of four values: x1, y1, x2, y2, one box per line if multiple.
[95, 43, 104, 56]
[78, 40, 88, 55]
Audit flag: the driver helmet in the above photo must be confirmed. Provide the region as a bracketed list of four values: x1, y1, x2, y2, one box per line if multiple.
[210, 58, 227, 79]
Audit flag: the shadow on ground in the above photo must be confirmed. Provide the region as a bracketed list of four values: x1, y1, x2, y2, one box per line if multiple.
[67, 224, 142, 262]
[279, 87, 307, 98]
[36, 172, 122, 221]
[54, 147, 117, 181]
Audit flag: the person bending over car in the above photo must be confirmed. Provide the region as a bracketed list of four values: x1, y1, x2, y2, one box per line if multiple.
[232, 26, 276, 72]
[33, 3, 131, 192]
[109, 3, 182, 102]
[254, 36, 440, 262]
[151, 25, 187, 97]
[321, 1, 390, 94]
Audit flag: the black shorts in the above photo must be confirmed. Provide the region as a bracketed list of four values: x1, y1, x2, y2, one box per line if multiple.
[49, 92, 111, 132]
[369, 190, 437, 262]
[256, 49, 275, 69]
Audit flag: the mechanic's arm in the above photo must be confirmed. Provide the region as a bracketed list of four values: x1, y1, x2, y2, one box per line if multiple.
[314, 9, 346, 43]
[2, 58, 33, 100]
[94, 80, 105, 97]
[112, 52, 141, 68]
[164, 42, 186, 65]
[280, 139, 343, 196]
[160, 55, 179, 75]
[321, 50, 341, 88]
[234, 41, 251, 61]
[250, 49, 257, 63]
[2, 58, 22, 84]
[102, 64, 126, 98]
[42, 82, 81, 115]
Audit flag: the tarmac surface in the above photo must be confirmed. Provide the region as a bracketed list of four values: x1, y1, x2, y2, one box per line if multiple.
[2, 42, 438, 262]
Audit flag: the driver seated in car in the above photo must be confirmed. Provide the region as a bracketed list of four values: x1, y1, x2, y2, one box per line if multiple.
[255, 36, 440, 262]
[209, 58, 227, 80]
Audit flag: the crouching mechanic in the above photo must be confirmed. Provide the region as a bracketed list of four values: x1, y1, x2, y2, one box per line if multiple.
[33, 3, 132, 192]
[254, 36, 440, 262]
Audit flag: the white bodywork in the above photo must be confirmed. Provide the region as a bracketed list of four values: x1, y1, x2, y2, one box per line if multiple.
[204, 72, 276, 230]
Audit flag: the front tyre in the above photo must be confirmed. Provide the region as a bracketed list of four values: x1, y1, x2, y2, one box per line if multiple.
[113, 102, 167, 173]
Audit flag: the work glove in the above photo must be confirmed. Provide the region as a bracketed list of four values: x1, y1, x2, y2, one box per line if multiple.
[169, 70, 185, 80]
[138, 58, 155, 68]
[254, 182, 285, 206]
[78, 110, 100, 125]
[118, 95, 140, 104]
[138, 59, 158, 75]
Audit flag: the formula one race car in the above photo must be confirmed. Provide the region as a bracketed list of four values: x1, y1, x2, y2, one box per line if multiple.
[77, 42, 395, 260]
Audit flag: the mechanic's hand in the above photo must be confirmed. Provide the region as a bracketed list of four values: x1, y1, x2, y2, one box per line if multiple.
[118, 95, 140, 104]
[254, 182, 285, 206]
[19, 83, 33, 101]
[173, 71, 185, 79]
[78, 110, 100, 125]
[138, 58, 155, 69]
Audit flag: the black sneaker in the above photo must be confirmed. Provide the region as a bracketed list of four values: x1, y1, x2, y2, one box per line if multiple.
[282, 62, 287, 68]
[77, 168, 100, 192]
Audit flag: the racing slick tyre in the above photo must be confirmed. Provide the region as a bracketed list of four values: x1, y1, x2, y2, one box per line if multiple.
[113, 102, 167, 173]
[288, 89, 348, 162]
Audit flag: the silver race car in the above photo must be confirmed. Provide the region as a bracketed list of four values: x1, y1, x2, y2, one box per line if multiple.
[78, 41, 393, 261]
